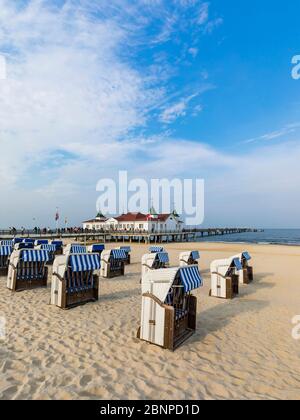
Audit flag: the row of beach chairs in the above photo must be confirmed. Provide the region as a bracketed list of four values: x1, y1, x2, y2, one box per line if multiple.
[0, 240, 254, 351]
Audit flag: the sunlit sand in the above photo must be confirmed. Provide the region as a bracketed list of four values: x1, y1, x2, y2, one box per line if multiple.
[1, 242, 300, 400]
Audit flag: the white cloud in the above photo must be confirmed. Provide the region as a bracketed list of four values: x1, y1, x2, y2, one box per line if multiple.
[198, 2, 209, 25]
[159, 92, 204, 123]
[204, 17, 223, 34]
[160, 101, 188, 123]
[0, 0, 164, 189]
[188, 47, 199, 58]
[0, 0, 221, 199]
[244, 123, 300, 144]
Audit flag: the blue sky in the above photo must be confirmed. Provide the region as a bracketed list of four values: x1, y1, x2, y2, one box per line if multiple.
[0, 0, 300, 228]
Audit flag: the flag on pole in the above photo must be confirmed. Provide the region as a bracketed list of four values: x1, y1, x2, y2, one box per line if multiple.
[55, 209, 59, 222]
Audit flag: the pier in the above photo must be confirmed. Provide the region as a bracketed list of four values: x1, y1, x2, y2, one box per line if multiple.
[0, 228, 262, 244]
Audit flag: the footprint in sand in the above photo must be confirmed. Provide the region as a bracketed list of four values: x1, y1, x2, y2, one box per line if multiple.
[79, 375, 93, 387]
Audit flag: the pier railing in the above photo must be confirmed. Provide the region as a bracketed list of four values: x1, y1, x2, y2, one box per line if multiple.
[0, 227, 259, 242]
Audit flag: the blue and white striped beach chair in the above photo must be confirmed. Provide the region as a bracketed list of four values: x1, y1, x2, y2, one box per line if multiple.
[23, 238, 35, 244]
[232, 251, 254, 284]
[14, 242, 34, 251]
[179, 250, 200, 267]
[0, 245, 13, 275]
[141, 252, 170, 277]
[34, 239, 49, 246]
[51, 240, 63, 255]
[210, 257, 241, 299]
[118, 246, 131, 264]
[100, 249, 127, 278]
[51, 253, 101, 309]
[139, 266, 203, 351]
[7, 249, 50, 291]
[87, 244, 105, 259]
[36, 244, 57, 264]
[0, 240, 13, 247]
[64, 244, 87, 256]
[12, 238, 23, 246]
[149, 246, 164, 253]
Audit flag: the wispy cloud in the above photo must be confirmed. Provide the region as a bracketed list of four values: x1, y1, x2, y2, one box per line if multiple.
[0, 0, 225, 225]
[198, 2, 210, 25]
[204, 17, 223, 34]
[159, 86, 213, 124]
[244, 123, 300, 144]
[188, 47, 199, 58]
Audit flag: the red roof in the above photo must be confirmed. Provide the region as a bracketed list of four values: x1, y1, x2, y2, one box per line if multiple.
[115, 212, 173, 222]
[157, 214, 172, 222]
[116, 213, 149, 222]
[83, 212, 176, 224]
[82, 218, 108, 223]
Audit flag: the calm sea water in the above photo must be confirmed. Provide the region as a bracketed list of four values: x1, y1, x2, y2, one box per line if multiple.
[196, 229, 300, 246]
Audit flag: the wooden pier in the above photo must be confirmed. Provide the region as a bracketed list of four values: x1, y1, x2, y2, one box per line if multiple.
[0, 228, 261, 244]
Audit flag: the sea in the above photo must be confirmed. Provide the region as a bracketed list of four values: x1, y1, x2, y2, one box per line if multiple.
[195, 229, 300, 246]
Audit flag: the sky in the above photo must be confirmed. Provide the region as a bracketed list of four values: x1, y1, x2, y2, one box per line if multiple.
[0, 0, 300, 228]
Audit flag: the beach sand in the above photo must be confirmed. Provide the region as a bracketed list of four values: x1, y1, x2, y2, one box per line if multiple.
[0, 242, 300, 400]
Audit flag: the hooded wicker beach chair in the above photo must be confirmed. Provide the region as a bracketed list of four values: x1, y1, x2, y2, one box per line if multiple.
[23, 238, 35, 244]
[138, 265, 202, 351]
[87, 244, 105, 259]
[64, 244, 87, 256]
[232, 252, 254, 284]
[0, 240, 13, 246]
[14, 242, 34, 251]
[210, 257, 242, 299]
[51, 240, 63, 255]
[141, 252, 170, 277]
[12, 238, 23, 246]
[0, 245, 13, 276]
[179, 251, 200, 267]
[36, 244, 57, 265]
[149, 246, 165, 253]
[34, 239, 49, 246]
[7, 249, 49, 292]
[50, 253, 100, 309]
[117, 246, 132, 265]
[100, 249, 127, 278]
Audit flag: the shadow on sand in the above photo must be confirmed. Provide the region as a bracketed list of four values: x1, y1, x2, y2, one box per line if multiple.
[191, 298, 269, 343]
[100, 288, 141, 302]
[239, 272, 275, 297]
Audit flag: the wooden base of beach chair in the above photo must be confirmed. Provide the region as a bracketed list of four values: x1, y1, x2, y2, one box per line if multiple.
[243, 266, 254, 284]
[138, 295, 197, 351]
[107, 264, 125, 278]
[165, 296, 197, 351]
[125, 255, 131, 265]
[0, 267, 8, 277]
[61, 275, 99, 310]
[12, 267, 49, 292]
[226, 275, 239, 299]
[210, 275, 239, 299]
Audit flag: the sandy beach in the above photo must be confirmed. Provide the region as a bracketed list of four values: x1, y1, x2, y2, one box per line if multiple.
[0, 241, 300, 400]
